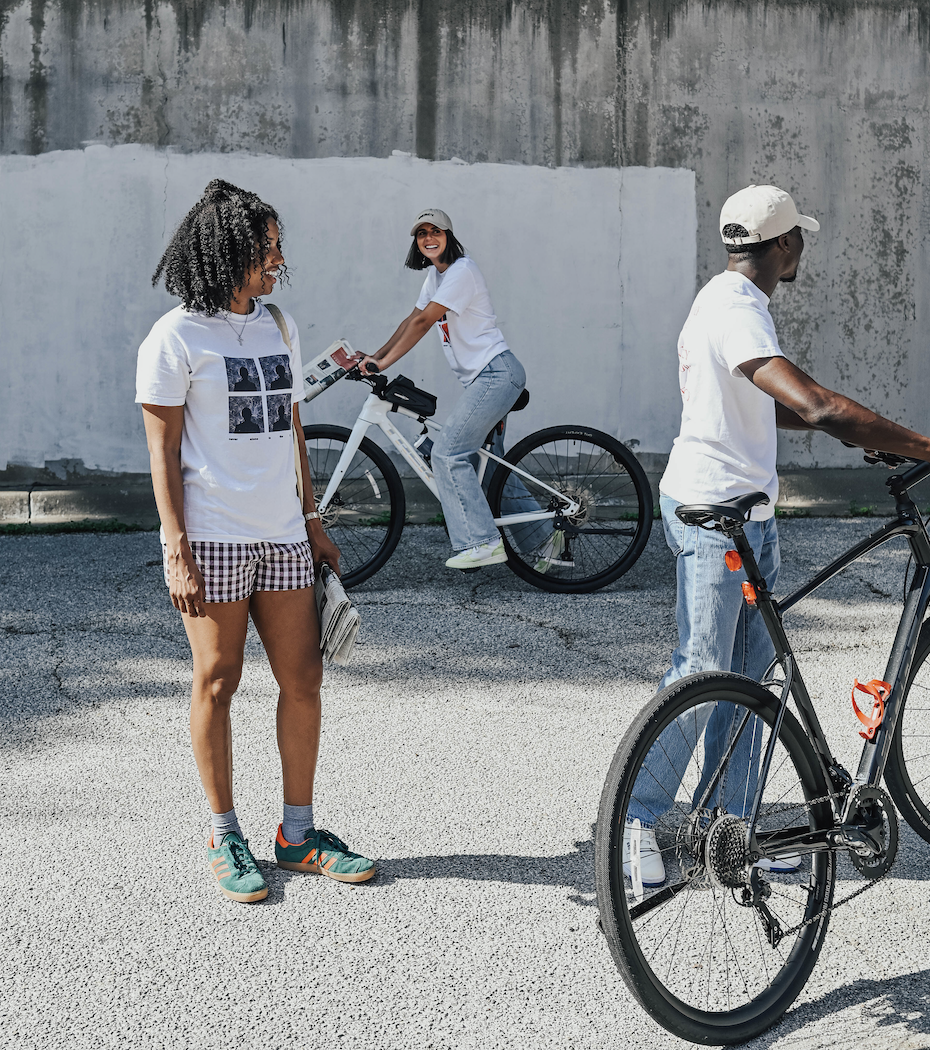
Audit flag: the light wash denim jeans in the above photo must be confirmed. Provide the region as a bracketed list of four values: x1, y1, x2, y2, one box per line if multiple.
[433, 350, 529, 551]
[627, 492, 780, 825]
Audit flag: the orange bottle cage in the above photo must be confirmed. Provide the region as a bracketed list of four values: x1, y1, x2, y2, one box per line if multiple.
[725, 551, 742, 571]
[742, 581, 757, 606]
[851, 679, 890, 740]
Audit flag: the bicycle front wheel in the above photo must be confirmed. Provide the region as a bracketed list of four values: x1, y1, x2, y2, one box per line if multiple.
[595, 674, 835, 1045]
[485, 426, 652, 593]
[886, 618, 930, 842]
[302, 424, 405, 588]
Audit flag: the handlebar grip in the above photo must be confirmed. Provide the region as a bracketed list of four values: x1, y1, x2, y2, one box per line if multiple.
[365, 362, 380, 374]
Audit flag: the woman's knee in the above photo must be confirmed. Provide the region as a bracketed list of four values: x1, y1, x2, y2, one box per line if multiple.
[192, 664, 242, 706]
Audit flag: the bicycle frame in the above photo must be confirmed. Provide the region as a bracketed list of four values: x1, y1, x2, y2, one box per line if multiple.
[315, 389, 581, 525]
[724, 460, 930, 855]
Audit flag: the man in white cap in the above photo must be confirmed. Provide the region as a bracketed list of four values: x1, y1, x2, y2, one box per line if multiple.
[625, 184, 930, 885]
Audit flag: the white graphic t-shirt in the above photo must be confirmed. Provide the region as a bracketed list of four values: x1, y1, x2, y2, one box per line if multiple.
[135, 303, 306, 543]
[660, 271, 786, 520]
[415, 256, 509, 385]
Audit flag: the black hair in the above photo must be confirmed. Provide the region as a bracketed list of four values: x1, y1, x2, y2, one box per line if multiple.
[722, 223, 784, 260]
[152, 179, 287, 315]
[404, 228, 467, 270]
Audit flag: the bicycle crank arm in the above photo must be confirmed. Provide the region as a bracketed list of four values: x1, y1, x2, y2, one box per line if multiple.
[827, 823, 884, 857]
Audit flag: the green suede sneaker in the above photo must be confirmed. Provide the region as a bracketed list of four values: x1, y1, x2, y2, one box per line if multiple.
[275, 825, 376, 883]
[208, 832, 269, 903]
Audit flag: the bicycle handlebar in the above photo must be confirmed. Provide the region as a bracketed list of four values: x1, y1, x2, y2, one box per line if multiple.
[840, 441, 917, 470]
[345, 362, 387, 393]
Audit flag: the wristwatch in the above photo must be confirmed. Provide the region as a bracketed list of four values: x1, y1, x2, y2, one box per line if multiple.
[304, 511, 321, 522]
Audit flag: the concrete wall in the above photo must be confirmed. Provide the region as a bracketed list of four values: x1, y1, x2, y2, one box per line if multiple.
[0, 147, 694, 476]
[2, 0, 929, 518]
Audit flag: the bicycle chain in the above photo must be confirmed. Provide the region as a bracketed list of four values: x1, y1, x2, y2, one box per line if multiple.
[751, 788, 889, 939]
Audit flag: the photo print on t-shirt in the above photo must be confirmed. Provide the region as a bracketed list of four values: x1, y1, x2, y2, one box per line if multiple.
[266, 393, 292, 433]
[225, 357, 261, 392]
[229, 395, 265, 434]
[260, 355, 292, 391]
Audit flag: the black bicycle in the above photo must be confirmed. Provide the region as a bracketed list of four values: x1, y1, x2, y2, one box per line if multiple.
[595, 452, 930, 1044]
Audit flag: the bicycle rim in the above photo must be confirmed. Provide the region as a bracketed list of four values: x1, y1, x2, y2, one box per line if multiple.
[887, 620, 930, 842]
[487, 426, 651, 593]
[595, 673, 835, 1045]
[302, 425, 405, 588]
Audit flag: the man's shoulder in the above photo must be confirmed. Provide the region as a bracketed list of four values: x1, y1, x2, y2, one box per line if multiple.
[690, 272, 774, 329]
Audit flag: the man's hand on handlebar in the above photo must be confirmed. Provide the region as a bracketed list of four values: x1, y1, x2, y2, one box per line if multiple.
[841, 440, 909, 469]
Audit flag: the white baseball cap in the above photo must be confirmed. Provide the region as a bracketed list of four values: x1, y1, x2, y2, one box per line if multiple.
[410, 208, 453, 236]
[720, 185, 820, 245]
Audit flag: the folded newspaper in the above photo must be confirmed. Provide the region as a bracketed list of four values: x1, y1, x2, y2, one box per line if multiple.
[303, 339, 365, 402]
[315, 563, 361, 666]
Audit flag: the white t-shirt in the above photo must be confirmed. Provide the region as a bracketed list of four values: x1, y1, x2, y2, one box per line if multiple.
[415, 256, 509, 385]
[660, 271, 786, 520]
[135, 303, 306, 543]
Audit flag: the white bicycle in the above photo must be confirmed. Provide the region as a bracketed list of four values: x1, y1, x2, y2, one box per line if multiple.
[302, 365, 652, 593]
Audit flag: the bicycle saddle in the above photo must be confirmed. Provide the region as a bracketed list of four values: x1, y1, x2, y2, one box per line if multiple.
[676, 491, 770, 528]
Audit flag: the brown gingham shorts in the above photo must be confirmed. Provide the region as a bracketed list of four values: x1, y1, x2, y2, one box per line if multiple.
[162, 540, 315, 603]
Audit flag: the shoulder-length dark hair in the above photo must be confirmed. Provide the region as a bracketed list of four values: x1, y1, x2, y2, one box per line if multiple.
[152, 179, 287, 315]
[405, 230, 467, 270]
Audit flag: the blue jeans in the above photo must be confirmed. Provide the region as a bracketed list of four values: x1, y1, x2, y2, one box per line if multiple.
[433, 350, 528, 551]
[627, 492, 780, 825]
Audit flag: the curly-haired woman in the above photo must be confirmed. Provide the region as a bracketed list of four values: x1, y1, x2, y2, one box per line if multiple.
[136, 180, 374, 902]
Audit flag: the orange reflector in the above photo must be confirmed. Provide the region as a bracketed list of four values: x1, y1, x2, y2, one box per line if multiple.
[725, 551, 742, 571]
[742, 581, 757, 606]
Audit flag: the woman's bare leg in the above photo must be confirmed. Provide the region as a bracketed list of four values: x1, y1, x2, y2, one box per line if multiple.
[180, 600, 251, 814]
[249, 587, 323, 806]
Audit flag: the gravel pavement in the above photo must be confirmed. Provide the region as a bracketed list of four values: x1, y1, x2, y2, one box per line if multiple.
[2, 520, 930, 1050]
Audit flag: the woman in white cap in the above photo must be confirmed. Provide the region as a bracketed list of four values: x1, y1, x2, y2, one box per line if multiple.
[359, 209, 551, 569]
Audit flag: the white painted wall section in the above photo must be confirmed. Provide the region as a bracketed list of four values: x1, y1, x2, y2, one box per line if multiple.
[0, 146, 695, 474]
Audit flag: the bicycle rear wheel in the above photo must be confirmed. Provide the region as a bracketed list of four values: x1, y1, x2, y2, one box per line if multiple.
[302, 424, 405, 588]
[595, 673, 835, 1045]
[485, 426, 652, 593]
[886, 619, 930, 842]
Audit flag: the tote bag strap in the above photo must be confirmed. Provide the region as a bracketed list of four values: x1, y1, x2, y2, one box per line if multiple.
[264, 303, 304, 506]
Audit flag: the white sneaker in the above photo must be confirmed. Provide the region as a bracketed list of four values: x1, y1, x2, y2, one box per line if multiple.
[534, 530, 574, 573]
[445, 538, 507, 570]
[755, 854, 802, 873]
[623, 819, 666, 886]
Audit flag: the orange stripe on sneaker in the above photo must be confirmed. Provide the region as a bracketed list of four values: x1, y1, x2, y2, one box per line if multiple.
[322, 854, 338, 871]
[275, 825, 289, 848]
[300, 848, 318, 865]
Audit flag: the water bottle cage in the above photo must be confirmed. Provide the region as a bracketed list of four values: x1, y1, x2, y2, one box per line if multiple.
[851, 679, 889, 740]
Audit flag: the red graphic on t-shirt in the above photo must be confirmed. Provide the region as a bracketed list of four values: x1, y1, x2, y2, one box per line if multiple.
[438, 313, 451, 345]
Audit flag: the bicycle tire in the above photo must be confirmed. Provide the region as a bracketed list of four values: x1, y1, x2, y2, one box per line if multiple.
[302, 424, 405, 588]
[885, 619, 930, 842]
[485, 426, 652, 593]
[595, 673, 835, 1045]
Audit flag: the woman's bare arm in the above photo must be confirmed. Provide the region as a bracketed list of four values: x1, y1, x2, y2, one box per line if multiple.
[293, 403, 342, 574]
[359, 301, 448, 374]
[141, 404, 207, 617]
